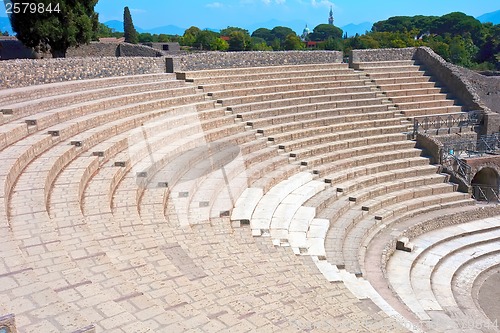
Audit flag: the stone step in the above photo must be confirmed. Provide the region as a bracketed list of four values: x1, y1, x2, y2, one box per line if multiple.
[184, 68, 358, 84]
[207, 81, 372, 99]
[0, 73, 176, 106]
[253, 110, 398, 136]
[219, 89, 381, 107]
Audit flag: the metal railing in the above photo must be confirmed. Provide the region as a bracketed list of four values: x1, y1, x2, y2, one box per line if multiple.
[442, 153, 472, 185]
[471, 185, 500, 203]
[413, 110, 483, 137]
[443, 132, 500, 157]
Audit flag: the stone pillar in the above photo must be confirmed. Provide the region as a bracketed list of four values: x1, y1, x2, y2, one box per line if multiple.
[482, 111, 500, 135]
[166, 57, 180, 73]
[0, 314, 16, 333]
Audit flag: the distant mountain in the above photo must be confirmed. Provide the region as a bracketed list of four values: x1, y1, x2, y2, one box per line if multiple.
[341, 22, 373, 37]
[246, 19, 307, 35]
[477, 10, 500, 24]
[103, 20, 185, 35]
[0, 17, 14, 35]
[148, 25, 186, 36]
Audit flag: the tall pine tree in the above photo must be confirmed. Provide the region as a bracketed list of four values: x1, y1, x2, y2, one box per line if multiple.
[9, 0, 99, 58]
[123, 7, 138, 44]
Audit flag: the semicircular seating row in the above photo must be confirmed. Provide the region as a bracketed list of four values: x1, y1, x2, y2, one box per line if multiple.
[387, 216, 500, 332]
[0, 64, 419, 332]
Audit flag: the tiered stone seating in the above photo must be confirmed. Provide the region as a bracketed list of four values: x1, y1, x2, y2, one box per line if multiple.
[0, 65, 413, 332]
[352, 60, 463, 118]
[0, 58, 487, 332]
[220, 61, 476, 330]
[387, 217, 500, 331]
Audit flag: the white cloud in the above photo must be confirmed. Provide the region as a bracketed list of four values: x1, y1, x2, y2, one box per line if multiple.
[262, 0, 286, 5]
[310, 0, 334, 8]
[206, 2, 224, 8]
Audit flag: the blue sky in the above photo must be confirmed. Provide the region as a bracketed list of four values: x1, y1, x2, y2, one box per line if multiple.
[0, 0, 498, 32]
[90, 0, 498, 30]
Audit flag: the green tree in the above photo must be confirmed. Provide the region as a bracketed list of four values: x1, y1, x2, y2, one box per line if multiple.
[96, 23, 114, 38]
[158, 34, 170, 43]
[194, 30, 218, 50]
[309, 24, 343, 41]
[181, 26, 201, 46]
[211, 37, 229, 51]
[271, 26, 295, 42]
[431, 12, 482, 44]
[10, 0, 98, 58]
[320, 36, 343, 51]
[283, 33, 304, 50]
[123, 6, 138, 44]
[251, 28, 274, 43]
[250, 37, 271, 50]
[221, 26, 249, 36]
[138, 33, 153, 43]
[228, 30, 251, 51]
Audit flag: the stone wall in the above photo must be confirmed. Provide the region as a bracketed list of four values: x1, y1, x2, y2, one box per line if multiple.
[456, 67, 500, 114]
[67, 42, 164, 58]
[414, 47, 484, 112]
[351, 47, 500, 134]
[168, 51, 344, 72]
[415, 132, 443, 165]
[349, 47, 417, 64]
[0, 57, 167, 89]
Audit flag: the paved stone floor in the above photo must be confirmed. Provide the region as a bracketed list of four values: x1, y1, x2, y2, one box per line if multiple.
[478, 269, 500, 326]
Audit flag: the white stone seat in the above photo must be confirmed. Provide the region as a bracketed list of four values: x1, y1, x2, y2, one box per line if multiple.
[270, 118, 404, 146]
[227, 92, 385, 114]
[387, 218, 500, 322]
[0, 73, 175, 106]
[353, 60, 417, 68]
[1, 80, 189, 125]
[251, 109, 398, 136]
[236, 103, 392, 126]
[179, 63, 348, 78]
[384, 87, 443, 97]
[270, 181, 325, 239]
[250, 172, 313, 235]
[367, 70, 425, 79]
[301, 140, 418, 169]
[198, 73, 368, 92]
[371, 76, 431, 85]
[377, 81, 438, 91]
[208, 81, 371, 99]
[219, 89, 382, 108]
[389, 93, 447, 103]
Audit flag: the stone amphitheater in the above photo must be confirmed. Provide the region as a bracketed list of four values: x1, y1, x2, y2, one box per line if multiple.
[0, 47, 499, 333]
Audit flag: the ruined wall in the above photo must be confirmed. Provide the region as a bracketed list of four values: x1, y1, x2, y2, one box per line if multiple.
[0, 57, 167, 89]
[168, 51, 344, 72]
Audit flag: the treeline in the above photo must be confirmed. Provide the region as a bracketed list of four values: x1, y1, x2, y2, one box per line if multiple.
[366, 12, 499, 70]
[98, 11, 499, 70]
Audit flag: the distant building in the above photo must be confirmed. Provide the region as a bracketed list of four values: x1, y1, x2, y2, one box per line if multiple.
[142, 42, 180, 53]
[301, 25, 310, 41]
[328, 6, 334, 25]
